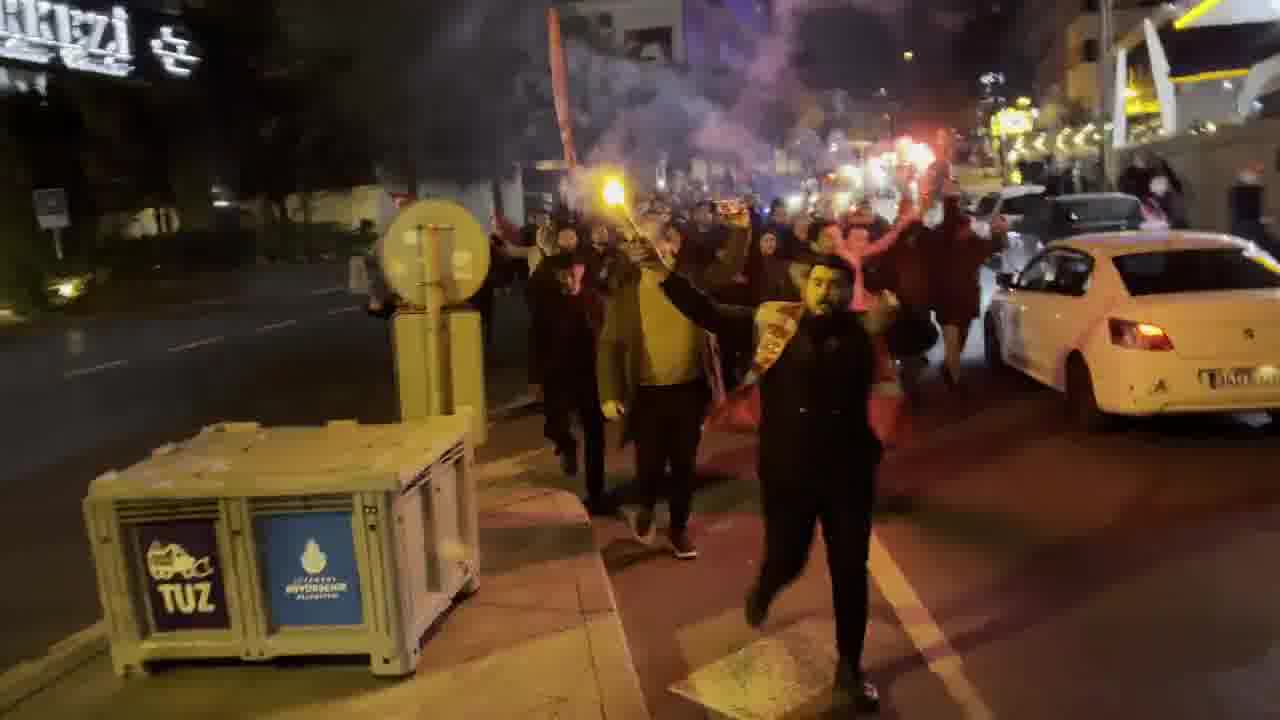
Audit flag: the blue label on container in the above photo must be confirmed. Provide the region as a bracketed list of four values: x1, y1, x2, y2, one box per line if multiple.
[257, 512, 363, 628]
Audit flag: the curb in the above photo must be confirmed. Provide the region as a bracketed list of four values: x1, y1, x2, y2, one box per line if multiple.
[551, 491, 652, 720]
[0, 621, 108, 714]
[488, 394, 543, 422]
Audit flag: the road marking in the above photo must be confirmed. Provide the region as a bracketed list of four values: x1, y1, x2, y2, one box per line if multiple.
[870, 534, 995, 719]
[64, 360, 129, 379]
[327, 305, 362, 316]
[168, 336, 224, 353]
[256, 320, 298, 333]
[310, 286, 344, 296]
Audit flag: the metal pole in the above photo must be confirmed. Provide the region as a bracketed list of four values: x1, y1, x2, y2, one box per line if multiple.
[420, 224, 449, 418]
[52, 228, 64, 261]
[1098, 0, 1114, 187]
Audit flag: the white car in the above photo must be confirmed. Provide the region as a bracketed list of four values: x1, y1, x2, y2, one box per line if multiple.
[970, 185, 1047, 239]
[984, 232, 1280, 429]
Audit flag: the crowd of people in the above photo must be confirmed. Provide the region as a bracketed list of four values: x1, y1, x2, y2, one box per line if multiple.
[478, 174, 1010, 712]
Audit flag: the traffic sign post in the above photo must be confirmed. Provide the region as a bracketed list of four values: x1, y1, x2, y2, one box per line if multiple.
[378, 199, 492, 444]
[34, 188, 70, 260]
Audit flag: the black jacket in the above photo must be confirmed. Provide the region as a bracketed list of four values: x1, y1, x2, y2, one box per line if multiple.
[528, 261, 601, 385]
[659, 271, 882, 479]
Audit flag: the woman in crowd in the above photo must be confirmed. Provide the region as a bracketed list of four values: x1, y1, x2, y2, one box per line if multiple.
[928, 194, 1008, 388]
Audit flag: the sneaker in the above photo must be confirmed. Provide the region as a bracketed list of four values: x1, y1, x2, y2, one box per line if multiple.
[744, 587, 769, 628]
[669, 529, 698, 560]
[628, 507, 656, 545]
[834, 663, 880, 715]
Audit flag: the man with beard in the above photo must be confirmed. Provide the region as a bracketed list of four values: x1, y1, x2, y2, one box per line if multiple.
[643, 242, 896, 713]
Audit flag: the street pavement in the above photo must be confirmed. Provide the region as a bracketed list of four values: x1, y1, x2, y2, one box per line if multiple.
[472, 271, 1280, 719]
[0, 275, 531, 671]
[6, 263, 1280, 718]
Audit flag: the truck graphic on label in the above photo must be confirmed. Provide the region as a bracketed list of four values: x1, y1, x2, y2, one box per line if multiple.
[146, 541, 215, 581]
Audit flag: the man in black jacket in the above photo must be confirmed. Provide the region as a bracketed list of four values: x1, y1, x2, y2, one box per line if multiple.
[529, 252, 609, 515]
[646, 247, 892, 713]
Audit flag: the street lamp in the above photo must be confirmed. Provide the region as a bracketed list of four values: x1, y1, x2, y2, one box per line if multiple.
[903, 50, 914, 62]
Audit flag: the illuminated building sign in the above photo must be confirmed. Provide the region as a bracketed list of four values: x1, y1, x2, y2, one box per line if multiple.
[990, 108, 1033, 138]
[0, 2, 200, 79]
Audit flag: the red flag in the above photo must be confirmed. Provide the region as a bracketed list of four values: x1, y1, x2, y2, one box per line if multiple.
[547, 8, 579, 170]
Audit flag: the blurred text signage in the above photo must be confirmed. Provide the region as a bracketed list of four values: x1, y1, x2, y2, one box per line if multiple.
[0, 2, 201, 79]
[991, 108, 1033, 138]
[33, 188, 69, 230]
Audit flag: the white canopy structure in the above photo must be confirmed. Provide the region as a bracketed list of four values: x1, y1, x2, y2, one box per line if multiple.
[1173, 0, 1280, 29]
[1111, 0, 1280, 145]
[1239, 53, 1280, 116]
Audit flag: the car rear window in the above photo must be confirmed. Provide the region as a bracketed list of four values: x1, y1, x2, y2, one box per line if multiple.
[1113, 248, 1280, 296]
[1001, 194, 1043, 215]
[975, 194, 999, 216]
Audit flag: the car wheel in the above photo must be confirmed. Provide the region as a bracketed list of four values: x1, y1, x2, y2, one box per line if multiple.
[1066, 355, 1112, 432]
[983, 314, 1007, 371]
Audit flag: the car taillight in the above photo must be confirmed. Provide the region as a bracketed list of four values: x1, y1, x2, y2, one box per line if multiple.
[1109, 318, 1174, 351]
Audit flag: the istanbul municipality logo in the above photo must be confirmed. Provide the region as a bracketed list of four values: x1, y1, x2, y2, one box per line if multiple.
[301, 539, 327, 575]
[285, 539, 349, 602]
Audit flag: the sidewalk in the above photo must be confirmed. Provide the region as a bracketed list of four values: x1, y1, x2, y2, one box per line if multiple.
[0, 486, 648, 720]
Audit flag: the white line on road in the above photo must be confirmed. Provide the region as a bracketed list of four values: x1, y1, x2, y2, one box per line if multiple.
[168, 336, 225, 353]
[870, 534, 995, 719]
[256, 320, 298, 333]
[64, 360, 129, 379]
[310, 286, 344, 296]
[327, 305, 362, 315]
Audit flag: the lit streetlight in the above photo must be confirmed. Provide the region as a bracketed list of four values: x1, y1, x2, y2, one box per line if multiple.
[903, 50, 914, 62]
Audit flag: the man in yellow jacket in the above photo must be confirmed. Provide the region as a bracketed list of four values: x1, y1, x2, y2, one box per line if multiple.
[597, 209, 750, 559]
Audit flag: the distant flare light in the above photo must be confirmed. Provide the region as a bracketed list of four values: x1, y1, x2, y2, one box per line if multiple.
[603, 178, 626, 208]
[904, 142, 935, 173]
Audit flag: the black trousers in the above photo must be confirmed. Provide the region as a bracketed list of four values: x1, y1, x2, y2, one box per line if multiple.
[630, 382, 709, 533]
[543, 375, 606, 502]
[756, 462, 876, 667]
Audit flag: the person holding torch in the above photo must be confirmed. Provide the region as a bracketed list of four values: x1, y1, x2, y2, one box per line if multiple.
[596, 177, 749, 559]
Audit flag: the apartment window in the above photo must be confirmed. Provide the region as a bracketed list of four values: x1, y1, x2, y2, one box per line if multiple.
[624, 27, 674, 62]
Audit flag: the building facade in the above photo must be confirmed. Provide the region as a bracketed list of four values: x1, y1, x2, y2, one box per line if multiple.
[566, 0, 771, 71]
[1011, 0, 1165, 124]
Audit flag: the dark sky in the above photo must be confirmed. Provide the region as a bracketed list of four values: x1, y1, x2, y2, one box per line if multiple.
[794, 1, 1018, 90]
[789, 0, 1021, 123]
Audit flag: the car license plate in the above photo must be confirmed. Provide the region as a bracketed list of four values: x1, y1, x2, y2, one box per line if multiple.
[1199, 367, 1280, 389]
